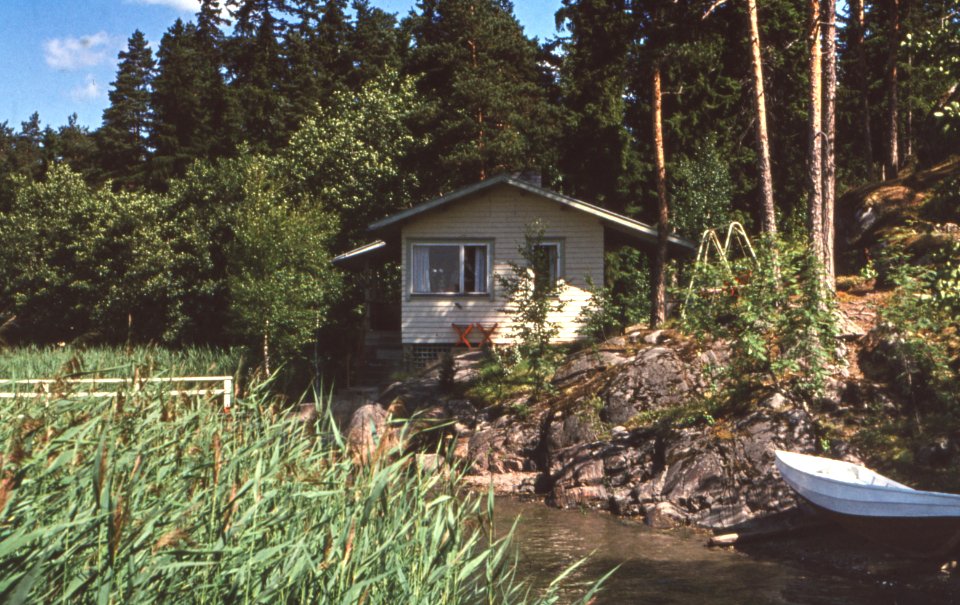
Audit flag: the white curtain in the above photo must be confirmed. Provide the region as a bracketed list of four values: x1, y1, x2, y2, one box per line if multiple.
[411, 245, 430, 293]
[473, 246, 487, 293]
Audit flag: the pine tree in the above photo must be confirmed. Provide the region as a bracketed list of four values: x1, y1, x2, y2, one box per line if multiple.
[822, 0, 837, 288]
[845, 0, 876, 180]
[195, 0, 238, 159]
[14, 113, 45, 181]
[750, 0, 810, 228]
[885, 0, 900, 177]
[348, 0, 402, 87]
[807, 0, 825, 266]
[98, 30, 155, 188]
[226, 0, 288, 150]
[747, 0, 777, 234]
[651, 61, 669, 326]
[281, 0, 357, 135]
[556, 0, 641, 212]
[404, 0, 559, 194]
[150, 19, 235, 184]
[198, 0, 230, 35]
[46, 115, 98, 180]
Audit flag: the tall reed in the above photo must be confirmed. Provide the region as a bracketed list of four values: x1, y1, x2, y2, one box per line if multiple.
[0, 370, 604, 604]
[0, 345, 245, 380]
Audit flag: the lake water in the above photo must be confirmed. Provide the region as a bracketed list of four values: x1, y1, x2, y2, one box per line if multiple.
[494, 497, 960, 604]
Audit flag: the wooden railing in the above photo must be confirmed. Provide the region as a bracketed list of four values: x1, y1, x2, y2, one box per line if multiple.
[0, 376, 234, 410]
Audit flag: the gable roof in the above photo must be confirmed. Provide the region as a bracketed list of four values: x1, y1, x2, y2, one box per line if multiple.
[367, 173, 695, 252]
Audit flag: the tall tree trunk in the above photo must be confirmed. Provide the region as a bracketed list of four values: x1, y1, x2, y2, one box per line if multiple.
[905, 25, 913, 159]
[807, 0, 825, 264]
[822, 0, 837, 290]
[652, 63, 669, 327]
[468, 36, 486, 181]
[885, 0, 900, 178]
[851, 0, 875, 180]
[747, 0, 777, 235]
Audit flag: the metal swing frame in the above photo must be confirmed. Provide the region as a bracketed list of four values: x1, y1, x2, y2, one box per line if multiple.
[681, 221, 759, 318]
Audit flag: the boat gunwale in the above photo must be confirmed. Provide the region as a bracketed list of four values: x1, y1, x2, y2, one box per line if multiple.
[776, 450, 960, 556]
[775, 450, 960, 517]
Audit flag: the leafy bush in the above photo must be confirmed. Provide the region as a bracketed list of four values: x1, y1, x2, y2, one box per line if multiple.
[577, 278, 621, 343]
[874, 245, 960, 409]
[497, 222, 565, 395]
[932, 241, 960, 316]
[670, 135, 736, 241]
[905, 15, 960, 134]
[0, 367, 604, 604]
[680, 238, 841, 402]
[578, 248, 651, 342]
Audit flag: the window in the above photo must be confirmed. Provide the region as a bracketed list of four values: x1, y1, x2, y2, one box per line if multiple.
[532, 242, 561, 292]
[411, 243, 489, 294]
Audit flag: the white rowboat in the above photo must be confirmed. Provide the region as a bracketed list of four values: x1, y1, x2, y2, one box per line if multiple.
[775, 450, 960, 557]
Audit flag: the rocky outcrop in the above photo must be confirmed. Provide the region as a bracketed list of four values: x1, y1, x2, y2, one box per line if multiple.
[345, 403, 394, 461]
[348, 329, 854, 530]
[547, 402, 821, 529]
[465, 411, 542, 474]
[835, 156, 960, 273]
[545, 331, 728, 452]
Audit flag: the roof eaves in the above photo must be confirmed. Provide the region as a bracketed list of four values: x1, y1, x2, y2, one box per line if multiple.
[332, 240, 387, 265]
[509, 181, 696, 251]
[366, 174, 696, 252]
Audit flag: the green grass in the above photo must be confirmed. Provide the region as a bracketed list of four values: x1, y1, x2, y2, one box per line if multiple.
[0, 345, 246, 380]
[0, 365, 605, 604]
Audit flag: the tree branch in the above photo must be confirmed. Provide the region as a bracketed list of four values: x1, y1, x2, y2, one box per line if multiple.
[702, 0, 730, 20]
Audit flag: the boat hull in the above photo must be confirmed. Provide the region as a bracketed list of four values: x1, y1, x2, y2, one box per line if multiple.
[802, 499, 960, 558]
[775, 450, 960, 558]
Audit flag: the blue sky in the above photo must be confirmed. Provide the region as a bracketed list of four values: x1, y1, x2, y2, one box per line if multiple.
[0, 0, 564, 132]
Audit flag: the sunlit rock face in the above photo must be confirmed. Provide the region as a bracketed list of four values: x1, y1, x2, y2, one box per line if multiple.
[546, 405, 822, 529]
[541, 332, 834, 529]
[354, 328, 856, 530]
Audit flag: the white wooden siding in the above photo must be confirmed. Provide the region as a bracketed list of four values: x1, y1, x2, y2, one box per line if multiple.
[401, 184, 604, 344]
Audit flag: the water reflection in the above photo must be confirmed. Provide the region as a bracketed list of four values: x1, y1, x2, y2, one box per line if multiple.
[494, 497, 957, 604]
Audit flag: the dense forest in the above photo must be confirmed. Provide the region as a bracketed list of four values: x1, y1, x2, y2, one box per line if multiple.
[0, 0, 957, 377]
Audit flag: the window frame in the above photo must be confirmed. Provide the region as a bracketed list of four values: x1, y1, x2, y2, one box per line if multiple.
[533, 239, 564, 290]
[408, 240, 494, 297]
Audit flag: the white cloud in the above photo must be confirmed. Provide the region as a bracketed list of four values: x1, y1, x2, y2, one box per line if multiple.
[129, 0, 200, 11]
[70, 75, 104, 102]
[126, 0, 232, 23]
[44, 32, 115, 71]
